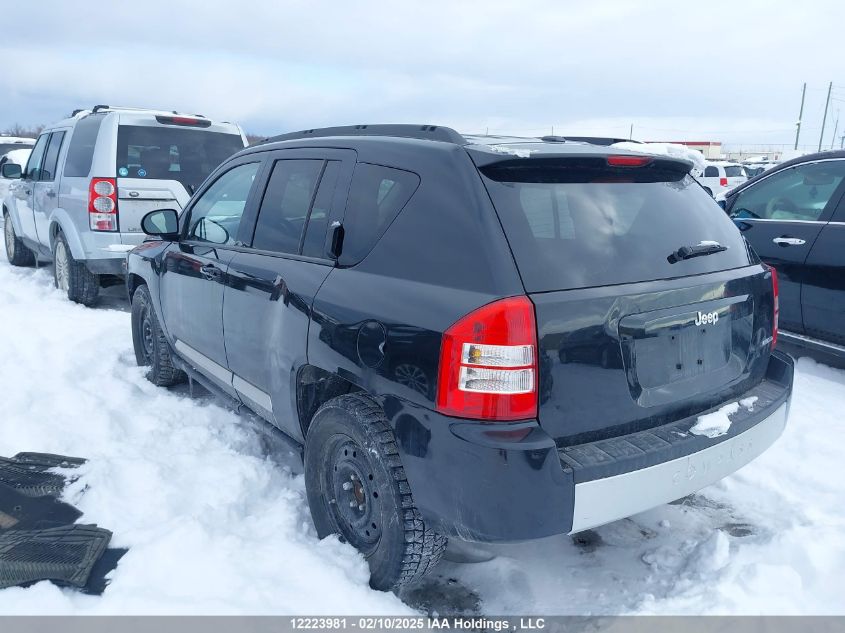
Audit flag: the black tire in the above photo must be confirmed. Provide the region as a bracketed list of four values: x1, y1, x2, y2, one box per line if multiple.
[53, 231, 99, 305]
[304, 393, 447, 591]
[131, 284, 186, 387]
[3, 211, 35, 266]
[704, 187, 713, 196]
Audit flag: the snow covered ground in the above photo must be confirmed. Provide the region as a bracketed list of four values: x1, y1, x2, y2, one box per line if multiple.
[0, 231, 843, 615]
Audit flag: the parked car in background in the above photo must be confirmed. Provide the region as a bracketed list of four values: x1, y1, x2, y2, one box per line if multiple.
[1, 106, 247, 305]
[723, 150, 845, 357]
[0, 135, 35, 157]
[127, 124, 791, 591]
[0, 147, 33, 201]
[695, 160, 747, 196]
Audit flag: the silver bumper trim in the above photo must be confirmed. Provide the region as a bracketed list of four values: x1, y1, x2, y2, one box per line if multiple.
[570, 401, 789, 533]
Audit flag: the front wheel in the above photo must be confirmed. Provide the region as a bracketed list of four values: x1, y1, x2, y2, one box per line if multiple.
[3, 211, 35, 266]
[131, 284, 186, 387]
[304, 394, 447, 591]
[53, 231, 99, 305]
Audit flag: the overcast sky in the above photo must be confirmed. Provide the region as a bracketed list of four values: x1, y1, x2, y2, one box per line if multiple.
[2, 1, 844, 148]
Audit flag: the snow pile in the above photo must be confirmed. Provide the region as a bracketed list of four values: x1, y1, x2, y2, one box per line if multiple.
[690, 396, 758, 438]
[0, 234, 409, 615]
[611, 141, 706, 176]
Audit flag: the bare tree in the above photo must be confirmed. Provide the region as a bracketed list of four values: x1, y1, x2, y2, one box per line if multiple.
[2, 123, 44, 138]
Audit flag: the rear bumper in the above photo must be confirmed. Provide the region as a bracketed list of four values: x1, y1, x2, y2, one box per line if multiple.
[388, 351, 793, 542]
[84, 257, 127, 275]
[569, 399, 787, 532]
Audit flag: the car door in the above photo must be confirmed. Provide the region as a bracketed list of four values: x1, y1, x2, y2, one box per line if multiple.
[159, 157, 263, 395]
[222, 148, 355, 440]
[10, 132, 49, 246]
[32, 129, 67, 246]
[727, 159, 845, 333]
[801, 190, 845, 344]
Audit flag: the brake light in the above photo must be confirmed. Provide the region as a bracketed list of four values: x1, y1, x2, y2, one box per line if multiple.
[770, 265, 779, 348]
[89, 177, 118, 231]
[436, 296, 538, 421]
[607, 155, 653, 167]
[720, 177, 728, 187]
[154, 115, 212, 128]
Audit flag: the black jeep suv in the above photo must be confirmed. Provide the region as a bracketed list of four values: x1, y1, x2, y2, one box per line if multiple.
[127, 125, 793, 590]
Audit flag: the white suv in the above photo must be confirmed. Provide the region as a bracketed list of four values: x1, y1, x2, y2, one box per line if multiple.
[1, 106, 247, 304]
[694, 161, 747, 196]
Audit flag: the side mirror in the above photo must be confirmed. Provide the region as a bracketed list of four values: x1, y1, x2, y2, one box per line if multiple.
[1, 163, 22, 179]
[717, 199, 727, 211]
[141, 208, 180, 240]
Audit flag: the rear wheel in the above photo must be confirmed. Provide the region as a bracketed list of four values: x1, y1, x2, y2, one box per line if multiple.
[3, 211, 35, 266]
[131, 284, 186, 387]
[53, 231, 99, 305]
[304, 394, 447, 591]
[703, 186, 713, 196]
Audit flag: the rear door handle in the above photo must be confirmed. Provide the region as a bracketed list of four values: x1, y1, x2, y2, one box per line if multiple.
[45, 189, 56, 198]
[773, 237, 806, 246]
[200, 264, 223, 280]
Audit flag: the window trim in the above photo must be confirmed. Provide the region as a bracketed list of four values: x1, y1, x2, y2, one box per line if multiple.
[247, 157, 327, 256]
[179, 157, 264, 246]
[234, 147, 357, 262]
[38, 130, 67, 182]
[23, 133, 50, 181]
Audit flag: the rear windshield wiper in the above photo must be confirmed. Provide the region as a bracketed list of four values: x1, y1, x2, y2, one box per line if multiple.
[668, 241, 727, 264]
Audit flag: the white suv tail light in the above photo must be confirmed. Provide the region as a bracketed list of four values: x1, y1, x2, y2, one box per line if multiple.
[89, 177, 118, 231]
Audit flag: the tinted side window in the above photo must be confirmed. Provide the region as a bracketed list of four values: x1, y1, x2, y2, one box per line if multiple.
[251, 159, 323, 254]
[724, 165, 744, 177]
[340, 163, 420, 265]
[302, 161, 341, 258]
[24, 134, 49, 180]
[731, 161, 845, 221]
[39, 132, 65, 181]
[704, 166, 719, 177]
[63, 115, 104, 177]
[187, 162, 260, 245]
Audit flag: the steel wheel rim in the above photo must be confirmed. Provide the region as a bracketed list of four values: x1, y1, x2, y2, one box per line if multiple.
[4, 219, 14, 258]
[395, 363, 429, 395]
[325, 436, 382, 555]
[55, 241, 69, 292]
[141, 308, 155, 362]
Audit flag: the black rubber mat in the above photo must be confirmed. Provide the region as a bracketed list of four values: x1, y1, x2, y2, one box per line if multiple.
[0, 524, 112, 589]
[0, 482, 82, 531]
[0, 453, 85, 498]
[83, 547, 127, 595]
[12, 453, 87, 469]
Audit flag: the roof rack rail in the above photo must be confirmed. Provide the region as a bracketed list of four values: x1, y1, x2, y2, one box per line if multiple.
[90, 105, 207, 118]
[263, 124, 466, 145]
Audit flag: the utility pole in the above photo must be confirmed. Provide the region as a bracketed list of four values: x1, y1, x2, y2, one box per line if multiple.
[629, 123, 633, 140]
[832, 110, 840, 150]
[819, 81, 833, 152]
[795, 82, 806, 150]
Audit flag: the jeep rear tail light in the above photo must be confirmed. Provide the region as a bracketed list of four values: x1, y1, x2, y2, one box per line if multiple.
[89, 177, 118, 231]
[720, 177, 728, 187]
[769, 265, 779, 348]
[436, 296, 538, 421]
